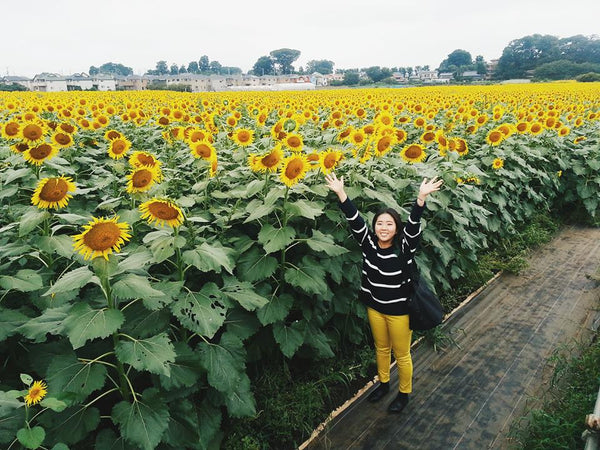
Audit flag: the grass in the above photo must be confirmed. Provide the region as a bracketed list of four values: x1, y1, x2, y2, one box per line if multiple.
[508, 332, 600, 449]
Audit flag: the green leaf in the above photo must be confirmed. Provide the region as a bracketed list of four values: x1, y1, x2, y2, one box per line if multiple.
[162, 399, 200, 448]
[39, 406, 99, 445]
[0, 269, 44, 292]
[19, 207, 51, 237]
[94, 429, 132, 450]
[257, 224, 296, 254]
[111, 389, 169, 450]
[272, 321, 304, 358]
[39, 397, 67, 412]
[50, 444, 70, 450]
[44, 266, 95, 297]
[236, 247, 278, 282]
[307, 230, 349, 256]
[17, 305, 70, 343]
[149, 235, 175, 263]
[20, 373, 33, 385]
[46, 354, 107, 401]
[37, 235, 75, 259]
[197, 338, 244, 393]
[243, 201, 276, 223]
[4, 167, 31, 184]
[112, 274, 164, 300]
[143, 280, 182, 311]
[223, 374, 256, 418]
[17, 426, 45, 449]
[159, 343, 204, 390]
[0, 390, 23, 415]
[363, 187, 403, 211]
[222, 278, 268, 311]
[0, 308, 28, 341]
[182, 242, 235, 274]
[256, 293, 294, 325]
[170, 283, 227, 339]
[284, 256, 328, 296]
[197, 399, 222, 450]
[226, 309, 260, 341]
[304, 325, 335, 358]
[115, 332, 176, 377]
[115, 249, 153, 274]
[287, 199, 324, 219]
[63, 303, 125, 349]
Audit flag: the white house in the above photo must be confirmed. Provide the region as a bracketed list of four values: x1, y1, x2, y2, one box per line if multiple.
[30, 74, 68, 92]
[66, 73, 94, 91]
[91, 74, 116, 91]
[1, 76, 31, 89]
[309, 72, 327, 86]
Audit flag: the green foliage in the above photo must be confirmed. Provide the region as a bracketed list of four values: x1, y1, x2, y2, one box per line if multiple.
[577, 72, 600, 82]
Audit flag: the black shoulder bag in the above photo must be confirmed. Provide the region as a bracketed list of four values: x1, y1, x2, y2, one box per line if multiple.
[405, 261, 444, 331]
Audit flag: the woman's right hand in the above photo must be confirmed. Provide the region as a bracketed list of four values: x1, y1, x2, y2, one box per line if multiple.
[325, 172, 347, 202]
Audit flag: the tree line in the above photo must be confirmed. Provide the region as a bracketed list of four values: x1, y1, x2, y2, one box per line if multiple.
[84, 35, 599, 82]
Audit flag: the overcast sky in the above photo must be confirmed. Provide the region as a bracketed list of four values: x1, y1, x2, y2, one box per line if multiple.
[3, 0, 599, 77]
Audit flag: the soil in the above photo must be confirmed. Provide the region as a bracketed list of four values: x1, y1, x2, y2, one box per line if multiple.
[303, 225, 600, 449]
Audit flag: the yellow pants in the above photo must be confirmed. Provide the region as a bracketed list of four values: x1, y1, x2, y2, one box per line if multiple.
[367, 308, 413, 393]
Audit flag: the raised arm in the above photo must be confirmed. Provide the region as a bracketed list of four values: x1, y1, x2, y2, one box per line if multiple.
[403, 177, 444, 255]
[325, 172, 369, 245]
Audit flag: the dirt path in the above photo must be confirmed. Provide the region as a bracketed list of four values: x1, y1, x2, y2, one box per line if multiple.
[305, 225, 600, 449]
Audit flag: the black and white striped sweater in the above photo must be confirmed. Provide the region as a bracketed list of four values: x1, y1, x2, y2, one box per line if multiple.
[339, 197, 424, 316]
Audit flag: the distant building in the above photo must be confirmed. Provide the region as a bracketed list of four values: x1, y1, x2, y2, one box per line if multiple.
[66, 73, 94, 91]
[1, 76, 31, 89]
[462, 71, 483, 81]
[485, 59, 499, 80]
[30, 73, 68, 92]
[116, 75, 148, 91]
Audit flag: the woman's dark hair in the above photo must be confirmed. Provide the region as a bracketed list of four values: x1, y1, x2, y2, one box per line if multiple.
[372, 207, 403, 247]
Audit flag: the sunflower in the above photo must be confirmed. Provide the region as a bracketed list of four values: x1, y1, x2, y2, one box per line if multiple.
[283, 133, 303, 152]
[249, 145, 284, 173]
[492, 158, 504, 170]
[19, 121, 46, 144]
[573, 136, 586, 145]
[455, 138, 469, 156]
[1, 120, 20, 140]
[529, 122, 544, 135]
[104, 129, 123, 141]
[413, 117, 426, 128]
[232, 128, 254, 147]
[558, 126, 570, 137]
[126, 167, 159, 193]
[32, 176, 76, 209]
[11, 142, 29, 154]
[476, 114, 489, 126]
[225, 115, 237, 127]
[420, 130, 436, 145]
[400, 143, 427, 163]
[107, 138, 132, 159]
[186, 128, 211, 144]
[24, 381, 47, 407]
[280, 155, 310, 187]
[319, 149, 344, 174]
[190, 141, 216, 160]
[349, 129, 367, 147]
[139, 198, 184, 228]
[497, 123, 515, 137]
[209, 156, 218, 178]
[73, 216, 131, 260]
[395, 129, 408, 144]
[515, 122, 529, 134]
[50, 131, 74, 148]
[485, 129, 504, 146]
[436, 131, 449, 151]
[58, 122, 77, 135]
[376, 112, 394, 127]
[129, 151, 161, 169]
[23, 143, 59, 165]
[337, 127, 352, 142]
[374, 134, 396, 157]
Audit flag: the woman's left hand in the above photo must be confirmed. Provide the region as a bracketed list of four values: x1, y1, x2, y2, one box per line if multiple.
[418, 177, 443, 202]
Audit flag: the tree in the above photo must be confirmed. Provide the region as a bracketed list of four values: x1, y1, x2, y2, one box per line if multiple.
[270, 48, 301, 74]
[496, 34, 560, 79]
[89, 66, 99, 76]
[534, 60, 600, 80]
[447, 49, 472, 68]
[475, 55, 487, 75]
[365, 66, 392, 82]
[155, 61, 169, 75]
[179, 65, 187, 74]
[342, 72, 359, 85]
[406, 67, 413, 77]
[89, 62, 133, 77]
[187, 61, 199, 74]
[558, 35, 600, 64]
[209, 61, 222, 74]
[199, 55, 210, 73]
[170, 64, 179, 75]
[252, 56, 275, 76]
[306, 60, 335, 75]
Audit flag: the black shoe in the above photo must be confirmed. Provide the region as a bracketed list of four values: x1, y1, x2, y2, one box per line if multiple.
[387, 392, 409, 414]
[367, 382, 389, 403]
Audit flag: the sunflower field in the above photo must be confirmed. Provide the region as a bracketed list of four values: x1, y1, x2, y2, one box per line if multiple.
[0, 82, 599, 449]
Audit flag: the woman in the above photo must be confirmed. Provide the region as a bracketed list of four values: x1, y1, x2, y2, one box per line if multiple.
[324, 172, 443, 413]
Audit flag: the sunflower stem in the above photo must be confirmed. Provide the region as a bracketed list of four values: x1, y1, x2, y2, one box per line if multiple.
[279, 187, 290, 289]
[174, 227, 184, 281]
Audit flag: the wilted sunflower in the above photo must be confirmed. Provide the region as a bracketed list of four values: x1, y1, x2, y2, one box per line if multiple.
[23, 143, 58, 165]
[400, 143, 427, 163]
[126, 167, 159, 193]
[232, 128, 254, 147]
[319, 149, 344, 174]
[190, 141, 216, 160]
[107, 138, 131, 159]
[73, 216, 131, 260]
[280, 155, 310, 187]
[139, 198, 184, 228]
[492, 158, 504, 170]
[283, 133, 303, 152]
[24, 380, 47, 407]
[1, 120, 20, 140]
[249, 145, 284, 173]
[50, 131, 74, 148]
[485, 130, 504, 146]
[19, 121, 46, 144]
[32, 176, 76, 209]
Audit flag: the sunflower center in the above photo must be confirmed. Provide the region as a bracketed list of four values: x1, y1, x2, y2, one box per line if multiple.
[195, 144, 211, 158]
[377, 137, 392, 152]
[106, 130, 121, 140]
[137, 154, 156, 166]
[148, 201, 180, 220]
[489, 131, 502, 142]
[158, 117, 169, 126]
[83, 222, 122, 251]
[55, 133, 72, 145]
[29, 144, 52, 160]
[287, 136, 301, 148]
[5, 122, 19, 136]
[23, 124, 43, 140]
[285, 159, 304, 179]
[111, 140, 127, 154]
[405, 145, 423, 159]
[262, 152, 280, 168]
[40, 178, 68, 202]
[60, 123, 76, 133]
[238, 130, 251, 142]
[14, 142, 29, 152]
[323, 153, 338, 169]
[423, 132, 435, 142]
[132, 169, 153, 188]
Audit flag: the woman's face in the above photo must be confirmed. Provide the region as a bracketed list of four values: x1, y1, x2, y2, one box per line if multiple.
[374, 213, 397, 248]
